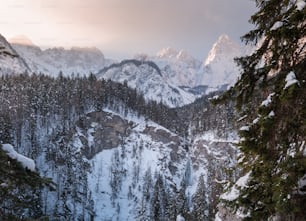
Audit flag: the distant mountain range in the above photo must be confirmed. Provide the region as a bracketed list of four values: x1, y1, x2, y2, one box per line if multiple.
[0, 33, 248, 107]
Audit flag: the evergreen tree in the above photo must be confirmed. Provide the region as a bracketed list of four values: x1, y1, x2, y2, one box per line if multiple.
[151, 174, 168, 221]
[192, 174, 208, 220]
[0, 144, 53, 220]
[216, 1, 306, 220]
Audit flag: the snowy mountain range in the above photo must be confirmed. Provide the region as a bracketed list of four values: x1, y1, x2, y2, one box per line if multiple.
[150, 35, 244, 90]
[97, 34, 246, 107]
[9, 35, 110, 77]
[5, 34, 245, 107]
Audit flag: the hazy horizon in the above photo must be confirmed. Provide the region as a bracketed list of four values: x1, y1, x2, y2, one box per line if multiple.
[0, 0, 256, 60]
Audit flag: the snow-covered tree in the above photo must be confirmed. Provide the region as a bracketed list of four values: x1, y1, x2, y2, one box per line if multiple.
[216, 0, 306, 220]
[192, 174, 208, 220]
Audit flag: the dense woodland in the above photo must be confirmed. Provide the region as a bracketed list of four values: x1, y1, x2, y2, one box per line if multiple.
[0, 73, 184, 144]
[0, 73, 235, 220]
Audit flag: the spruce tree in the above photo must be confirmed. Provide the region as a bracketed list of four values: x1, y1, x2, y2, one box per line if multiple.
[0, 144, 53, 220]
[216, 0, 306, 220]
[192, 174, 208, 220]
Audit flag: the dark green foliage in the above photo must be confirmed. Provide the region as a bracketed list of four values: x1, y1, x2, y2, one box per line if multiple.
[217, 1, 306, 220]
[0, 145, 53, 220]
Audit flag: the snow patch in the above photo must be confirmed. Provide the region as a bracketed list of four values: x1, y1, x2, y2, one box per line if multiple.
[270, 21, 283, 31]
[268, 111, 275, 117]
[239, 126, 249, 131]
[252, 117, 260, 124]
[214, 212, 223, 221]
[261, 93, 275, 107]
[1, 144, 36, 171]
[220, 171, 251, 201]
[284, 71, 299, 89]
[176, 214, 186, 221]
[296, 0, 306, 10]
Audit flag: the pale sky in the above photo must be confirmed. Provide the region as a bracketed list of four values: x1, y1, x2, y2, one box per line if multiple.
[0, 0, 256, 60]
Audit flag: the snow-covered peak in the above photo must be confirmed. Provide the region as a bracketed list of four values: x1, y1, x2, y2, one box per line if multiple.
[9, 35, 36, 47]
[204, 34, 241, 66]
[199, 34, 244, 87]
[157, 47, 179, 59]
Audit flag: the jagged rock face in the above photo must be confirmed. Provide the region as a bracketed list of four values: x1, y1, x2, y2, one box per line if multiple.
[75, 111, 133, 159]
[0, 34, 30, 75]
[50, 110, 189, 220]
[200, 34, 243, 88]
[16, 107, 236, 221]
[191, 139, 237, 170]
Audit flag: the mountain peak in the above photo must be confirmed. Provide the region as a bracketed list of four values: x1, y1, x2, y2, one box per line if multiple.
[204, 34, 241, 66]
[156, 47, 178, 59]
[217, 34, 231, 42]
[9, 35, 36, 47]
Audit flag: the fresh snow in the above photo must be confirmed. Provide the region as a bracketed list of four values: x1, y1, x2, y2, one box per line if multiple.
[214, 212, 223, 221]
[261, 93, 275, 106]
[239, 126, 250, 131]
[252, 117, 260, 124]
[268, 111, 275, 117]
[220, 171, 251, 201]
[298, 174, 306, 194]
[98, 60, 196, 107]
[284, 71, 299, 89]
[296, 0, 306, 10]
[270, 21, 284, 31]
[176, 214, 186, 221]
[1, 143, 36, 171]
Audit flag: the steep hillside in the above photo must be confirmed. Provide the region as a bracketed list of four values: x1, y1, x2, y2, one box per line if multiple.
[0, 74, 238, 220]
[97, 59, 196, 107]
[0, 34, 30, 75]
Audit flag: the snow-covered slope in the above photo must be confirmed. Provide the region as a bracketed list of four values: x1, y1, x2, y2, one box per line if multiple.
[31, 108, 237, 221]
[199, 34, 243, 87]
[152, 48, 202, 87]
[0, 71, 239, 220]
[156, 35, 245, 91]
[97, 59, 196, 107]
[10, 36, 108, 76]
[0, 34, 30, 75]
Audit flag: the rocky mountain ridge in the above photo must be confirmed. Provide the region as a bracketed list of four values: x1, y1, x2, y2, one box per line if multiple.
[6, 34, 246, 107]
